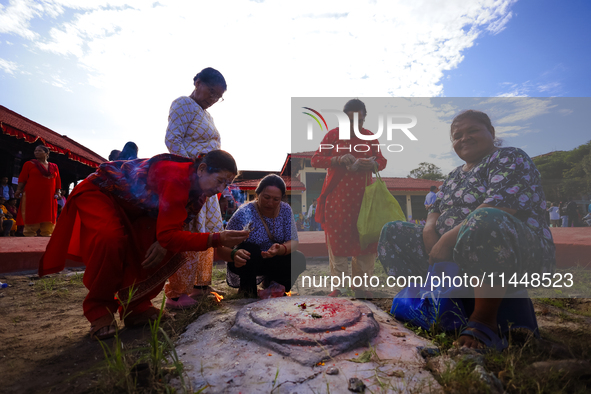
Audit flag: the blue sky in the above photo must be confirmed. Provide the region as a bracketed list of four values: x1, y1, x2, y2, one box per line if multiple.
[443, 0, 591, 97]
[1, 0, 590, 176]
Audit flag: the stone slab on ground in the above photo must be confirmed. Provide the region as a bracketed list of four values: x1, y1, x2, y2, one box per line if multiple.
[230, 297, 380, 366]
[174, 298, 442, 393]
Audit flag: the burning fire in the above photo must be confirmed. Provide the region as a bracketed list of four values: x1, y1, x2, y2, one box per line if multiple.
[210, 292, 224, 302]
[285, 291, 292, 297]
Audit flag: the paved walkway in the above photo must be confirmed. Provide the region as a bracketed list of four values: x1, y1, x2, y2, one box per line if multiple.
[1, 228, 589, 274]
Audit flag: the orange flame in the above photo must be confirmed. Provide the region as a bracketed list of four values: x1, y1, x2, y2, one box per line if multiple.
[210, 292, 224, 302]
[285, 291, 292, 297]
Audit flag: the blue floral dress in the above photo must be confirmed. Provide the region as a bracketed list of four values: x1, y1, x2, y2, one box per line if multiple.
[378, 147, 556, 279]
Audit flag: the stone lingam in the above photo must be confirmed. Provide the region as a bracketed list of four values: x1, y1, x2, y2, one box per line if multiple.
[230, 297, 379, 366]
[173, 297, 441, 393]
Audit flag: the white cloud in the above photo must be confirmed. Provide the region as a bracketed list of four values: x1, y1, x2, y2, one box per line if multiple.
[0, 0, 43, 40]
[0, 0, 518, 170]
[496, 82, 531, 97]
[487, 10, 513, 35]
[474, 97, 556, 130]
[494, 124, 527, 137]
[0, 57, 18, 74]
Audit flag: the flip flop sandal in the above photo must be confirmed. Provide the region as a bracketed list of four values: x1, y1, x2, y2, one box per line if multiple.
[459, 321, 508, 352]
[166, 294, 199, 309]
[190, 287, 226, 298]
[89, 314, 117, 340]
[123, 306, 175, 328]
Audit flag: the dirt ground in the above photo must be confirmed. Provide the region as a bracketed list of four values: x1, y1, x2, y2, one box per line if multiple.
[1, 260, 591, 393]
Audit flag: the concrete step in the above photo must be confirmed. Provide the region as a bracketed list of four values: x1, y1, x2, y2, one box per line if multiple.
[1, 228, 589, 274]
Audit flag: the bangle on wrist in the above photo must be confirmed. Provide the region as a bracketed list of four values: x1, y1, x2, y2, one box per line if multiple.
[281, 244, 287, 255]
[211, 232, 221, 248]
[230, 248, 238, 262]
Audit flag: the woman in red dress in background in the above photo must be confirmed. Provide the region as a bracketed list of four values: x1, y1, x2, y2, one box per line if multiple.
[14, 145, 61, 237]
[311, 99, 387, 298]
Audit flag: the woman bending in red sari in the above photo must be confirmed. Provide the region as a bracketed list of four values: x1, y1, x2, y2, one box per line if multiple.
[40, 150, 248, 340]
[14, 145, 61, 236]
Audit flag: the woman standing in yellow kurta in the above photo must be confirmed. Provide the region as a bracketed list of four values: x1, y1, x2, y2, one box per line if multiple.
[164, 67, 226, 308]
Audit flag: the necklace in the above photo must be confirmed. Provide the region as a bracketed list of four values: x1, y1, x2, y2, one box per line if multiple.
[254, 200, 279, 242]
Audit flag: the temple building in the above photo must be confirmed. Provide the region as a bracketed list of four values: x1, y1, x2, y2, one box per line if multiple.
[0, 106, 105, 193]
[280, 151, 443, 220]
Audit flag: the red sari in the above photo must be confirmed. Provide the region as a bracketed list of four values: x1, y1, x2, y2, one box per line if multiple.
[16, 160, 61, 225]
[40, 155, 210, 322]
[312, 128, 387, 257]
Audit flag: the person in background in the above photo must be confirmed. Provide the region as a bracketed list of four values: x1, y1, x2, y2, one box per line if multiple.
[118, 142, 139, 161]
[224, 175, 306, 297]
[306, 199, 320, 231]
[219, 196, 229, 228]
[14, 145, 61, 237]
[5, 198, 18, 235]
[1, 176, 14, 200]
[0, 197, 15, 236]
[565, 200, 580, 227]
[108, 150, 121, 161]
[559, 201, 568, 228]
[164, 67, 228, 309]
[424, 185, 437, 210]
[311, 98, 387, 298]
[547, 202, 561, 227]
[295, 214, 305, 231]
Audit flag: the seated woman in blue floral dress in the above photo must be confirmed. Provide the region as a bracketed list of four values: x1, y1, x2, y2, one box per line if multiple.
[223, 175, 307, 297]
[379, 110, 555, 350]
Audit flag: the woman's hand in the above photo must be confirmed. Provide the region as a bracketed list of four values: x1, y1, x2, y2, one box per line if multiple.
[423, 212, 441, 254]
[14, 191, 23, 199]
[142, 241, 167, 269]
[353, 157, 376, 172]
[338, 153, 356, 167]
[219, 230, 249, 248]
[427, 226, 460, 265]
[261, 243, 284, 259]
[233, 249, 251, 268]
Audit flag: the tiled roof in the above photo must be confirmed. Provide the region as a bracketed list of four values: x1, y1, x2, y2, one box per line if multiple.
[0, 105, 105, 167]
[232, 176, 306, 191]
[382, 177, 443, 192]
[290, 151, 315, 158]
[280, 152, 315, 175]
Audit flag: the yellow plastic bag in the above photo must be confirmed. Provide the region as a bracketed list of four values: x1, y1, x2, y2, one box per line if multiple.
[357, 170, 406, 250]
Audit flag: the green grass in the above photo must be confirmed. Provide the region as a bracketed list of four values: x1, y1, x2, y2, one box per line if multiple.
[35, 275, 83, 298]
[94, 288, 192, 393]
[538, 297, 591, 318]
[211, 265, 227, 282]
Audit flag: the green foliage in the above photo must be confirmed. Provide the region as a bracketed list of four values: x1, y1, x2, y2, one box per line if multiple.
[408, 162, 445, 181]
[533, 140, 591, 200]
[97, 289, 191, 393]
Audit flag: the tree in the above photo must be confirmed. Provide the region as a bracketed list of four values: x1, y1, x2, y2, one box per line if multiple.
[408, 162, 445, 181]
[533, 141, 591, 201]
